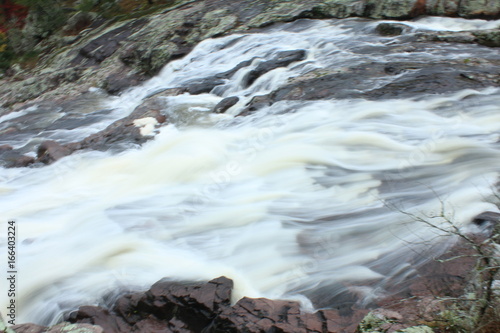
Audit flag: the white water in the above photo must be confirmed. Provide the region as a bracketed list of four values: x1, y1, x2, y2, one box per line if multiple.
[1, 18, 500, 325]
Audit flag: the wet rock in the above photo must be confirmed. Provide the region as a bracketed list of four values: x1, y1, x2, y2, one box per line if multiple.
[213, 96, 239, 113]
[243, 49, 307, 87]
[365, 65, 500, 99]
[36, 140, 72, 165]
[375, 22, 410, 36]
[265, 60, 500, 103]
[68, 306, 128, 333]
[68, 108, 165, 153]
[67, 276, 358, 333]
[4, 153, 36, 168]
[473, 29, 500, 47]
[0, 144, 13, 151]
[472, 211, 500, 226]
[102, 71, 147, 95]
[70, 277, 234, 332]
[238, 94, 273, 116]
[186, 77, 226, 95]
[416, 31, 477, 44]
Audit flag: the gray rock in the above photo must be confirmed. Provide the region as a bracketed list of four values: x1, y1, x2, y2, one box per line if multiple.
[213, 96, 239, 113]
[473, 29, 500, 47]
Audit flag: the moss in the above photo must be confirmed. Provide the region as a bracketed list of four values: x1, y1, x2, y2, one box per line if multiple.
[356, 312, 387, 332]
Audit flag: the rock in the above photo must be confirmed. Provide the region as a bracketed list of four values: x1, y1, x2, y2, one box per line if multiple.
[311, 0, 366, 19]
[213, 96, 239, 113]
[67, 276, 366, 333]
[68, 109, 164, 152]
[458, 0, 500, 18]
[265, 60, 500, 103]
[7, 154, 35, 168]
[473, 29, 500, 47]
[102, 71, 146, 95]
[243, 49, 307, 87]
[425, 0, 460, 16]
[11, 321, 107, 333]
[186, 77, 226, 95]
[68, 306, 128, 333]
[62, 11, 97, 36]
[0, 144, 13, 151]
[11, 323, 46, 333]
[365, 65, 500, 99]
[416, 31, 477, 44]
[45, 323, 104, 333]
[375, 22, 410, 36]
[36, 140, 72, 165]
[132, 87, 185, 117]
[200, 9, 238, 39]
[472, 211, 500, 226]
[238, 94, 273, 116]
[73, 19, 148, 66]
[70, 277, 234, 332]
[363, 0, 427, 19]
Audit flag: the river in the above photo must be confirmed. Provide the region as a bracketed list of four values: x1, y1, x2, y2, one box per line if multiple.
[0, 17, 499, 326]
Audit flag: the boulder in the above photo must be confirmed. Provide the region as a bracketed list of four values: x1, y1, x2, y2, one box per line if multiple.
[213, 96, 239, 113]
[72, 19, 148, 66]
[375, 22, 411, 36]
[102, 71, 147, 95]
[4, 153, 35, 168]
[473, 29, 500, 47]
[36, 140, 72, 165]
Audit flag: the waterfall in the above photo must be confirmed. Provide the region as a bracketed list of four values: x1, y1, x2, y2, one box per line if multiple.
[0, 17, 499, 326]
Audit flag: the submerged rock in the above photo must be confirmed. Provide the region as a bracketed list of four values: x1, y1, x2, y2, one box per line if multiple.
[243, 49, 307, 87]
[36, 140, 72, 165]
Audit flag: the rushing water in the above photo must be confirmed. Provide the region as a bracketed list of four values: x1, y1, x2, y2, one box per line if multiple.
[1, 17, 500, 325]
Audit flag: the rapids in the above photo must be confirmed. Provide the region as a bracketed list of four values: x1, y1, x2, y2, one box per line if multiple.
[0, 17, 499, 325]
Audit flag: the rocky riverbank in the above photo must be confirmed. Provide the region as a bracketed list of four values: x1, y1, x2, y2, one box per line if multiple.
[1, 0, 499, 108]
